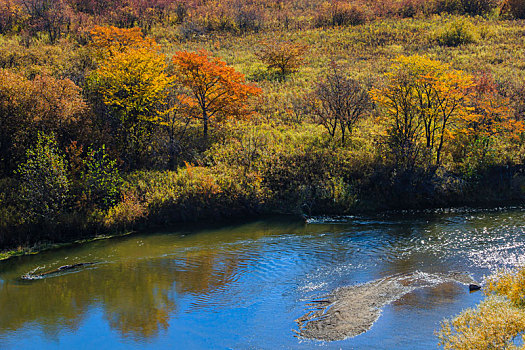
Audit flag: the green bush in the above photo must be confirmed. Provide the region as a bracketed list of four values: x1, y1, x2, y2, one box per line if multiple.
[16, 132, 70, 224]
[81, 145, 122, 210]
[435, 19, 478, 47]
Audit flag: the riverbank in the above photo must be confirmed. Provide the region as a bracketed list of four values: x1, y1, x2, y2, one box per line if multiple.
[1, 161, 524, 257]
[0, 232, 136, 262]
[1, 15, 524, 257]
[2, 194, 523, 263]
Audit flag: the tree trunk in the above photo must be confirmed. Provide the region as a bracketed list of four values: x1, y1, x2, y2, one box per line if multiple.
[203, 110, 208, 139]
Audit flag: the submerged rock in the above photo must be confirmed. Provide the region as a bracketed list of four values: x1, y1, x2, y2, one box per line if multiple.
[469, 284, 481, 291]
[21, 262, 95, 280]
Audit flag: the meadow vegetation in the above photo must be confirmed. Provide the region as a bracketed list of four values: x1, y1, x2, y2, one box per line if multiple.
[0, 0, 524, 251]
[438, 267, 525, 349]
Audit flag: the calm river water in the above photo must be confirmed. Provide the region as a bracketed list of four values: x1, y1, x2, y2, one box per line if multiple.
[0, 208, 524, 349]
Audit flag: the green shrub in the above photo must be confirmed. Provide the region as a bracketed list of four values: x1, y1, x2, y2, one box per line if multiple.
[435, 19, 478, 47]
[81, 145, 122, 210]
[16, 132, 70, 224]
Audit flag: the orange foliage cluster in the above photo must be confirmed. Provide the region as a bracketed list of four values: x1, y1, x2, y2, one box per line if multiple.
[90, 25, 158, 56]
[87, 26, 261, 154]
[173, 50, 262, 136]
[462, 73, 525, 139]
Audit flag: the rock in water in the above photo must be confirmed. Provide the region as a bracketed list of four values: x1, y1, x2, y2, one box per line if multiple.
[469, 284, 481, 291]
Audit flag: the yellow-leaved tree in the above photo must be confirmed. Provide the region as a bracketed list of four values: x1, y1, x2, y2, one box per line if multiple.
[371, 55, 474, 169]
[89, 26, 173, 168]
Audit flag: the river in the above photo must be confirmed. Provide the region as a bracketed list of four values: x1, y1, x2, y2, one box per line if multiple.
[0, 207, 524, 349]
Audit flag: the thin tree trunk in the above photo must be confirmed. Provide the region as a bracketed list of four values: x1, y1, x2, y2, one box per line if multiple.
[203, 110, 208, 139]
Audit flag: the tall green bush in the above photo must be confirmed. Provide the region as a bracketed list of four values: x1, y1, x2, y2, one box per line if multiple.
[81, 145, 122, 210]
[17, 132, 70, 224]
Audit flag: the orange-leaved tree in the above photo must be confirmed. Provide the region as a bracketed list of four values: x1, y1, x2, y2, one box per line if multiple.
[90, 25, 157, 57]
[172, 50, 261, 138]
[461, 73, 524, 140]
[451, 73, 525, 171]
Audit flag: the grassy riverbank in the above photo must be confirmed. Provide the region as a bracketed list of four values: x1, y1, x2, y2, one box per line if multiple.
[1, 2, 524, 252]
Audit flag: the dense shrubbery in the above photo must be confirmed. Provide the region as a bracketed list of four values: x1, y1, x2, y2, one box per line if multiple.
[434, 0, 498, 16]
[314, 2, 367, 27]
[0, 5, 524, 251]
[438, 267, 525, 349]
[502, 0, 525, 18]
[0, 0, 516, 43]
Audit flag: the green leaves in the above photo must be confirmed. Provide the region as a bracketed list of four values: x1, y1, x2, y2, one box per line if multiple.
[81, 145, 122, 210]
[17, 132, 70, 224]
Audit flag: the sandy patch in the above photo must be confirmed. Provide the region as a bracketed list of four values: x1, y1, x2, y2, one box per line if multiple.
[295, 271, 475, 341]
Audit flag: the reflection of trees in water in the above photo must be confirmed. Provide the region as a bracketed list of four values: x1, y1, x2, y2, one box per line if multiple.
[0, 250, 251, 340]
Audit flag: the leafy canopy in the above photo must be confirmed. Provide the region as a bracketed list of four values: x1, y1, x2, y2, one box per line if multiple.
[172, 50, 261, 136]
[90, 26, 172, 126]
[371, 55, 474, 167]
[90, 25, 157, 57]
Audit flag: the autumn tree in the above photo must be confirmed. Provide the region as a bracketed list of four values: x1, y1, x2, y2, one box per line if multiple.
[161, 88, 193, 169]
[0, 0, 23, 34]
[89, 26, 172, 168]
[0, 69, 88, 175]
[172, 50, 261, 138]
[462, 73, 524, 140]
[371, 55, 474, 169]
[90, 25, 156, 57]
[308, 64, 371, 145]
[255, 40, 308, 78]
[452, 73, 524, 172]
[20, 0, 72, 43]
